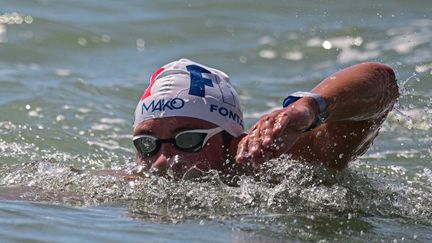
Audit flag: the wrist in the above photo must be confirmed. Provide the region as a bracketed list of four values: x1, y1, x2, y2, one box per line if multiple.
[294, 98, 320, 130]
[297, 97, 320, 120]
[281, 98, 316, 131]
[282, 91, 328, 131]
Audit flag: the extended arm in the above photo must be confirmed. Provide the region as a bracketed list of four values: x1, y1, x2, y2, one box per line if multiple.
[236, 62, 399, 169]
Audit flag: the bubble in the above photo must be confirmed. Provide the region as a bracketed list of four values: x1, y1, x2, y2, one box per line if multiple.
[24, 15, 33, 24]
[55, 115, 65, 122]
[136, 38, 145, 52]
[101, 34, 111, 43]
[322, 40, 332, 50]
[352, 37, 363, 46]
[78, 37, 87, 46]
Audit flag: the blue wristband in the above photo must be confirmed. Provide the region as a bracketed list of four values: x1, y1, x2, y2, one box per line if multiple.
[282, 91, 328, 132]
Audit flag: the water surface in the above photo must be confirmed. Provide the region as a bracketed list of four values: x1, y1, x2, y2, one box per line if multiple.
[0, 0, 431, 242]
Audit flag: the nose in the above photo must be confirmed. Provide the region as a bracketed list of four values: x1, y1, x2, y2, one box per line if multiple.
[151, 143, 175, 172]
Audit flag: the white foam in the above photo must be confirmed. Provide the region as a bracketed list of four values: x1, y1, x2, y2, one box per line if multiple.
[100, 118, 126, 124]
[0, 24, 6, 43]
[367, 19, 432, 59]
[258, 36, 276, 45]
[283, 51, 303, 61]
[338, 48, 380, 64]
[55, 69, 72, 77]
[259, 49, 277, 59]
[91, 123, 112, 131]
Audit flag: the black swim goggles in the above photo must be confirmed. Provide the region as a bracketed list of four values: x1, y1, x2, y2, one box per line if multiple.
[133, 127, 225, 157]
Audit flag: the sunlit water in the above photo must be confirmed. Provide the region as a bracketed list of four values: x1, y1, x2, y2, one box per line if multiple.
[0, 0, 431, 242]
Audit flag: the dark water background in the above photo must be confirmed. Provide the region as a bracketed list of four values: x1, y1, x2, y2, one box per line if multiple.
[1, 0, 431, 242]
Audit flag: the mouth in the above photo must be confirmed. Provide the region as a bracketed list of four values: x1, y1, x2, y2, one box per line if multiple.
[167, 155, 210, 180]
[143, 155, 209, 180]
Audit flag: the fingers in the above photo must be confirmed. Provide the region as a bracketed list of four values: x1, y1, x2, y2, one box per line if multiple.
[235, 107, 308, 167]
[235, 135, 249, 163]
[273, 110, 290, 136]
[235, 134, 269, 167]
[251, 115, 274, 149]
[236, 113, 283, 166]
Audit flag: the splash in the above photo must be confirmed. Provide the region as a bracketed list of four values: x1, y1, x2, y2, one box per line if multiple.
[0, 155, 431, 225]
[391, 71, 431, 131]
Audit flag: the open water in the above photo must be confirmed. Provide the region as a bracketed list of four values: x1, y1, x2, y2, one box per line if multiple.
[0, 0, 431, 242]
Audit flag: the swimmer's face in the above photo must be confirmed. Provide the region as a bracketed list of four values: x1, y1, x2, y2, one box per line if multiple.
[133, 117, 235, 177]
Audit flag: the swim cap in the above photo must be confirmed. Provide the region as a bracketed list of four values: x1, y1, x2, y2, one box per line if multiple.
[134, 58, 244, 137]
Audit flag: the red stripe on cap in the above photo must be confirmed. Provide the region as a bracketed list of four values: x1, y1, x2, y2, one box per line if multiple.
[141, 67, 165, 100]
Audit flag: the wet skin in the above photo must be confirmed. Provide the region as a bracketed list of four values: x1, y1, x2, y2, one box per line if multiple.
[134, 62, 399, 175]
[133, 117, 241, 177]
[236, 62, 398, 169]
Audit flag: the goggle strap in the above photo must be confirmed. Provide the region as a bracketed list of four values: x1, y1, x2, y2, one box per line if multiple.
[200, 127, 225, 147]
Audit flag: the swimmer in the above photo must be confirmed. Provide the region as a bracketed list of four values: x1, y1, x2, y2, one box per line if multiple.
[132, 58, 399, 178]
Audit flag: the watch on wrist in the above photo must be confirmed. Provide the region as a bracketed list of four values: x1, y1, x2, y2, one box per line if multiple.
[282, 91, 328, 132]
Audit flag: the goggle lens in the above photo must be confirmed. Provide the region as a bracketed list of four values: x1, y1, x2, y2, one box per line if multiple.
[133, 136, 157, 155]
[133, 127, 224, 157]
[175, 132, 206, 151]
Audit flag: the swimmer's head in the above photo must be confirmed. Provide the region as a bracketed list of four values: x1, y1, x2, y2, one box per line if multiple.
[134, 58, 244, 137]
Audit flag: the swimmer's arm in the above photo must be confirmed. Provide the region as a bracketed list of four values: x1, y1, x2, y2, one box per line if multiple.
[236, 62, 399, 168]
[308, 62, 399, 122]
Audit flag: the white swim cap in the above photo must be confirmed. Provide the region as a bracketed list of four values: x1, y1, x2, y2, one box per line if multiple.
[134, 58, 244, 137]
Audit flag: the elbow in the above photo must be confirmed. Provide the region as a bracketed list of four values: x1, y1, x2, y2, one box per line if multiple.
[361, 62, 395, 79]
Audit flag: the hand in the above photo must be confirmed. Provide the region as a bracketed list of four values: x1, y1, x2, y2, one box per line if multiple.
[235, 98, 317, 167]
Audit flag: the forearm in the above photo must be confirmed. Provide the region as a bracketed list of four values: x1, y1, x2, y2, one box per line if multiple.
[310, 62, 399, 122]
